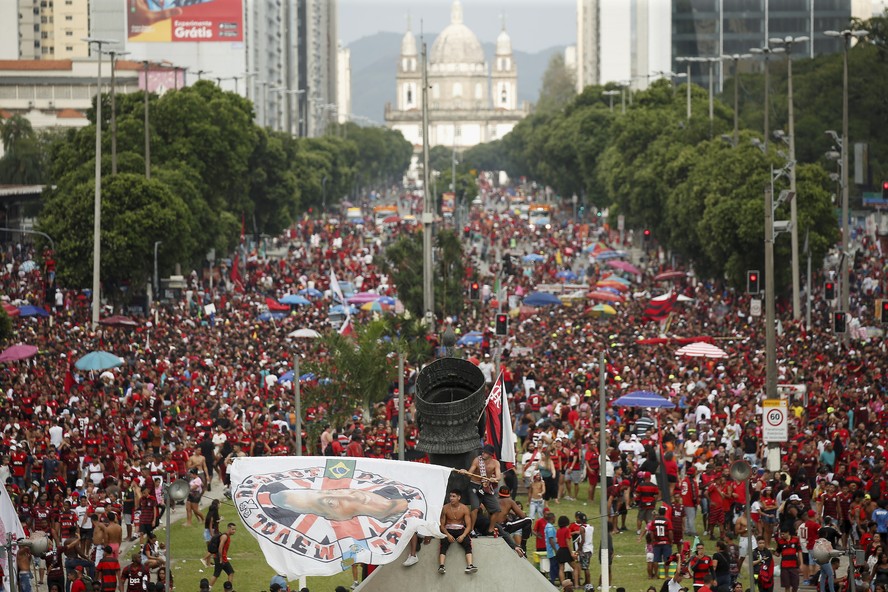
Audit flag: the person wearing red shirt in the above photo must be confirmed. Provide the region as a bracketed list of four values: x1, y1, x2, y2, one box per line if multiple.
[681, 467, 700, 537]
[120, 552, 148, 592]
[797, 511, 820, 584]
[707, 475, 726, 540]
[346, 434, 365, 457]
[555, 515, 579, 588]
[68, 567, 87, 592]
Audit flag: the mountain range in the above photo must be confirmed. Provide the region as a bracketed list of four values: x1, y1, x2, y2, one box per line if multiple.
[347, 32, 567, 124]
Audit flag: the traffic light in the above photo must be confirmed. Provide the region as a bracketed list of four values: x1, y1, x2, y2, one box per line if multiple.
[470, 281, 480, 301]
[824, 281, 836, 300]
[882, 180, 888, 200]
[746, 270, 760, 295]
[882, 300, 888, 324]
[495, 313, 508, 336]
[833, 311, 846, 334]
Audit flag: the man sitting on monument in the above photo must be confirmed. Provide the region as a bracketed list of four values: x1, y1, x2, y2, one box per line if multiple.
[438, 489, 477, 575]
[460, 444, 502, 535]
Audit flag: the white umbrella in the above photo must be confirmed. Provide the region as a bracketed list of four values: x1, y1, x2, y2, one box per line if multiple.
[288, 328, 321, 339]
[675, 342, 728, 359]
[651, 293, 694, 302]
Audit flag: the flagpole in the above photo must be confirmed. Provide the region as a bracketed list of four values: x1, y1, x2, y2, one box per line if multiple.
[398, 353, 405, 461]
[598, 350, 610, 592]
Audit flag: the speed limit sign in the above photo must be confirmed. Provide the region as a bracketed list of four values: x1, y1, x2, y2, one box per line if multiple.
[762, 400, 788, 443]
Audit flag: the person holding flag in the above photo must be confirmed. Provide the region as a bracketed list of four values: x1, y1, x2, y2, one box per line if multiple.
[482, 371, 518, 497]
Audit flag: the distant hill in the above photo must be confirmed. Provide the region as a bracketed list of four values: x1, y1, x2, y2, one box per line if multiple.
[347, 31, 566, 124]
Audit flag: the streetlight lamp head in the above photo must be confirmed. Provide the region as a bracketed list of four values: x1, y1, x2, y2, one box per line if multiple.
[852, 30, 869, 38]
[795, 36, 810, 43]
[824, 30, 841, 38]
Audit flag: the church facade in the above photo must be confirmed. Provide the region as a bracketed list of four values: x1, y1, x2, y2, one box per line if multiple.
[384, 0, 528, 150]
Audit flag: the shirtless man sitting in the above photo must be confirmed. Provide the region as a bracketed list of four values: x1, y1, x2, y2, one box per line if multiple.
[438, 489, 477, 575]
[493, 486, 532, 555]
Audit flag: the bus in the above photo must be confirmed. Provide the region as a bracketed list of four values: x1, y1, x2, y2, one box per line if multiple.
[528, 203, 553, 227]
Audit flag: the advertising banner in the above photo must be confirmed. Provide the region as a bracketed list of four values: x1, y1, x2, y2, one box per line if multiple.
[127, 0, 243, 43]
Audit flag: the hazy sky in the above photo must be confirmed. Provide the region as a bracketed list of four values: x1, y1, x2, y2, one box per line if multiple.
[338, 0, 576, 53]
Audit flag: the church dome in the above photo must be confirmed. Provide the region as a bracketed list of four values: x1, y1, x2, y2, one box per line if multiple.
[430, 1, 485, 65]
[496, 28, 511, 55]
[401, 29, 417, 56]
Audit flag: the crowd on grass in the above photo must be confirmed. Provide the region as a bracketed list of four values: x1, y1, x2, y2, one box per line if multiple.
[0, 189, 888, 592]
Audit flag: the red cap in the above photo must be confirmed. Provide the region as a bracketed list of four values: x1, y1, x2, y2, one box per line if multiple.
[687, 467, 696, 475]
[808, 510, 816, 517]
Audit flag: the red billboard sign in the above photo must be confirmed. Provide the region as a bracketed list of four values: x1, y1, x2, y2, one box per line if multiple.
[127, 0, 243, 43]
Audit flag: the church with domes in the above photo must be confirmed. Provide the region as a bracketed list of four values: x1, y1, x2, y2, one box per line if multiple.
[384, 0, 528, 150]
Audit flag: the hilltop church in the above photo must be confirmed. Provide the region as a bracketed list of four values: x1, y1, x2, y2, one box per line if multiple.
[384, 0, 528, 150]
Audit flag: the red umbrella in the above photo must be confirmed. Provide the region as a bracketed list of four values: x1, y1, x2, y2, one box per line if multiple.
[2, 302, 20, 317]
[0, 344, 38, 362]
[654, 270, 688, 281]
[99, 315, 139, 327]
[596, 280, 629, 292]
[587, 291, 625, 303]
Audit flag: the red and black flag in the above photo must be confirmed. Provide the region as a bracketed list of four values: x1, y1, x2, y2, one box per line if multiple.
[483, 372, 516, 463]
[643, 292, 678, 322]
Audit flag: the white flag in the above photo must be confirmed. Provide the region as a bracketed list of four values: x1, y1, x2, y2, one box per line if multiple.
[0, 481, 25, 592]
[230, 457, 450, 577]
[329, 269, 346, 308]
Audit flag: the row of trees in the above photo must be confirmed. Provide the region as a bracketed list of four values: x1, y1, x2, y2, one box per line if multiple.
[0, 81, 412, 292]
[455, 14, 888, 288]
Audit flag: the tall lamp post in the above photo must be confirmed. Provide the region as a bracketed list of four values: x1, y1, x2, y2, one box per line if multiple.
[164, 480, 189, 592]
[749, 45, 782, 151]
[824, 27, 867, 323]
[602, 90, 620, 112]
[142, 61, 152, 179]
[720, 54, 751, 146]
[104, 50, 129, 175]
[675, 57, 703, 120]
[770, 35, 808, 321]
[83, 37, 117, 327]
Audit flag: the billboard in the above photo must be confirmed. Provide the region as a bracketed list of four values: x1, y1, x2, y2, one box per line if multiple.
[138, 69, 187, 94]
[127, 0, 243, 43]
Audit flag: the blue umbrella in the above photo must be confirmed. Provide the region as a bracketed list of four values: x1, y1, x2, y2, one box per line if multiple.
[279, 294, 311, 306]
[258, 311, 288, 322]
[329, 304, 359, 315]
[555, 270, 578, 281]
[377, 296, 397, 306]
[613, 391, 675, 408]
[597, 286, 623, 296]
[456, 331, 483, 346]
[75, 351, 124, 371]
[595, 250, 627, 261]
[18, 305, 49, 317]
[523, 291, 562, 307]
[298, 288, 324, 298]
[279, 371, 316, 384]
[522, 253, 545, 263]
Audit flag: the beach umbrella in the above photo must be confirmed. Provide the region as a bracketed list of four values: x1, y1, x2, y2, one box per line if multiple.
[98, 315, 138, 327]
[288, 328, 321, 339]
[587, 291, 625, 303]
[614, 391, 675, 408]
[279, 372, 316, 384]
[18, 305, 49, 317]
[675, 342, 728, 359]
[456, 331, 483, 346]
[596, 286, 624, 296]
[600, 275, 633, 286]
[361, 301, 393, 313]
[596, 281, 629, 292]
[608, 260, 642, 275]
[329, 304, 359, 315]
[257, 311, 288, 322]
[589, 304, 617, 317]
[297, 288, 324, 298]
[75, 351, 124, 371]
[595, 250, 627, 261]
[2, 302, 20, 317]
[523, 292, 562, 306]
[279, 294, 311, 306]
[0, 344, 38, 362]
[346, 292, 382, 304]
[654, 270, 688, 281]
[522, 253, 545, 263]
[555, 270, 578, 281]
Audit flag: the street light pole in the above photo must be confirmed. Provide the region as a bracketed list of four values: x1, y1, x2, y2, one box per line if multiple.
[421, 42, 434, 323]
[765, 177, 777, 400]
[771, 35, 808, 321]
[825, 27, 867, 323]
[164, 480, 189, 592]
[602, 90, 620, 113]
[675, 57, 696, 120]
[143, 60, 151, 179]
[294, 354, 302, 455]
[105, 50, 129, 175]
[721, 54, 751, 147]
[83, 37, 116, 327]
[154, 241, 162, 299]
[750, 46, 782, 152]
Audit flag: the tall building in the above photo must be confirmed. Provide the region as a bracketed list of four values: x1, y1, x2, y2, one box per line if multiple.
[296, 0, 338, 137]
[6, 0, 91, 60]
[575, 0, 671, 91]
[336, 43, 351, 124]
[385, 0, 527, 150]
[672, 0, 871, 90]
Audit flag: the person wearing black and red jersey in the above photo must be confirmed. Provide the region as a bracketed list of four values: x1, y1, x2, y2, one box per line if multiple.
[689, 542, 713, 592]
[776, 529, 801, 592]
[636, 472, 660, 535]
[120, 551, 148, 592]
[645, 506, 674, 577]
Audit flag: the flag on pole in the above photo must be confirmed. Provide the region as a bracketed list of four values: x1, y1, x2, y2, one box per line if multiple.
[483, 371, 516, 463]
[230, 457, 450, 577]
[330, 269, 346, 307]
[0, 477, 25, 592]
[230, 251, 244, 293]
[338, 317, 354, 337]
[643, 292, 678, 322]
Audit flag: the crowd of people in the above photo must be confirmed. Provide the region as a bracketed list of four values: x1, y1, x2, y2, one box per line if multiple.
[0, 185, 886, 592]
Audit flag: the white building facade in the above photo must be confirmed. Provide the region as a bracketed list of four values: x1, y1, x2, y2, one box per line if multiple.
[385, 0, 527, 150]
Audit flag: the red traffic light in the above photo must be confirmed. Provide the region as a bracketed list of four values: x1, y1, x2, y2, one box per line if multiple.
[643, 229, 651, 237]
[471, 282, 479, 290]
[496, 314, 507, 323]
[748, 273, 758, 283]
[883, 181, 888, 190]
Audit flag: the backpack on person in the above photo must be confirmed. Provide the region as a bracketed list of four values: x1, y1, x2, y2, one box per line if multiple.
[207, 533, 223, 555]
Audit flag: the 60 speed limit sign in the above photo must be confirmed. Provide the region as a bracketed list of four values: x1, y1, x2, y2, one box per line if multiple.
[762, 399, 788, 443]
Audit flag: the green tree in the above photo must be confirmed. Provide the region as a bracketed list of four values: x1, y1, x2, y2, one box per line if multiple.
[0, 115, 50, 184]
[0, 307, 12, 344]
[39, 173, 195, 295]
[535, 53, 577, 114]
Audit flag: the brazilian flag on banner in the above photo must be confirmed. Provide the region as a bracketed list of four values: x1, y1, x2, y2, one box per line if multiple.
[325, 459, 356, 480]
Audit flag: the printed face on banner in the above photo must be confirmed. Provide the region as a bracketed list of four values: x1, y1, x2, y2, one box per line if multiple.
[233, 459, 429, 570]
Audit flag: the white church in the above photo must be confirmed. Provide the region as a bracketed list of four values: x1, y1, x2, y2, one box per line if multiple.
[384, 0, 529, 150]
